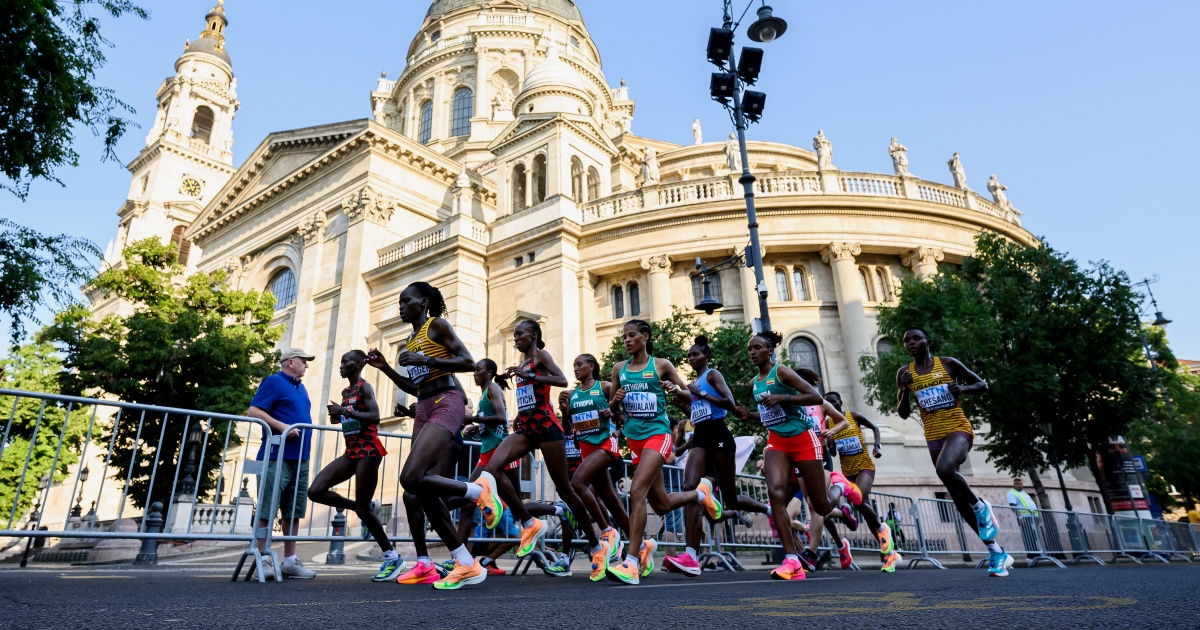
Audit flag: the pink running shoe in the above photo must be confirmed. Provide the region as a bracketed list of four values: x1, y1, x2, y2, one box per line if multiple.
[837, 538, 854, 570]
[395, 561, 439, 584]
[663, 552, 701, 577]
[770, 556, 806, 581]
[839, 503, 860, 531]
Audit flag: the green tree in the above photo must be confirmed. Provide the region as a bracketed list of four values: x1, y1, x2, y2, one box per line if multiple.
[2, 0, 148, 199]
[0, 341, 87, 520]
[0, 218, 100, 346]
[600, 308, 702, 426]
[860, 231, 1156, 512]
[39, 238, 281, 508]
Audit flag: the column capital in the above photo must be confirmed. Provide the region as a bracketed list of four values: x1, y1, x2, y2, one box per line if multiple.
[640, 254, 673, 274]
[342, 185, 397, 226]
[296, 209, 327, 245]
[577, 269, 599, 287]
[820, 242, 861, 264]
[901, 246, 944, 269]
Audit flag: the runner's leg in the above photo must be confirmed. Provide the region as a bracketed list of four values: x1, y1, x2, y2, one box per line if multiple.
[353, 457, 393, 552]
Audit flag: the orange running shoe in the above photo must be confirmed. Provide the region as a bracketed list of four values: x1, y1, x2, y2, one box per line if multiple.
[474, 471, 505, 530]
[605, 558, 640, 585]
[876, 523, 896, 556]
[697, 478, 723, 521]
[600, 528, 623, 563]
[432, 559, 486, 590]
[589, 540, 611, 582]
[881, 550, 903, 572]
[516, 517, 547, 557]
[638, 538, 658, 577]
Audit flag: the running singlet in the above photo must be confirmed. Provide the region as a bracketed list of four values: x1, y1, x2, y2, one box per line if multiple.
[476, 391, 508, 453]
[513, 356, 562, 433]
[907, 356, 974, 443]
[619, 358, 669, 441]
[828, 411, 874, 475]
[751, 363, 815, 438]
[570, 381, 613, 446]
[689, 368, 728, 424]
[405, 318, 454, 386]
[342, 380, 386, 459]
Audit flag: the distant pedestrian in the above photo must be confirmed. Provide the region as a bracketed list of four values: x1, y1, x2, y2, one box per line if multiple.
[247, 348, 317, 580]
[1007, 479, 1039, 556]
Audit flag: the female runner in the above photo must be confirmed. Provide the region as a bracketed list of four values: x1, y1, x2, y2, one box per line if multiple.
[307, 350, 404, 582]
[606, 320, 723, 586]
[896, 327, 1011, 577]
[734, 331, 840, 580]
[366, 282, 483, 589]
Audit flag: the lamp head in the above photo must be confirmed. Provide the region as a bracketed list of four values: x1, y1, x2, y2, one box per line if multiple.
[1152, 311, 1172, 327]
[747, 5, 787, 43]
[80, 466, 89, 482]
[695, 274, 723, 315]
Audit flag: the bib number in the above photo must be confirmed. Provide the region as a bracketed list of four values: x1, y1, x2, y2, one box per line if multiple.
[408, 353, 430, 385]
[564, 437, 581, 460]
[690, 399, 713, 424]
[758, 403, 787, 428]
[835, 436, 863, 456]
[341, 419, 362, 436]
[915, 384, 955, 412]
[516, 384, 537, 412]
[623, 392, 658, 419]
[573, 410, 602, 436]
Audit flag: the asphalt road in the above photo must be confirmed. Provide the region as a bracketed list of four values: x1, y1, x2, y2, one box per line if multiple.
[2, 558, 1198, 629]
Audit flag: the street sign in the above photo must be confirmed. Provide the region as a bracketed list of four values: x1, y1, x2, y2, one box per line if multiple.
[1131, 454, 1147, 472]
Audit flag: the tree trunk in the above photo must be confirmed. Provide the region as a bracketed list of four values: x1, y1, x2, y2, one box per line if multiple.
[1022, 438, 1053, 510]
[1087, 447, 1113, 514]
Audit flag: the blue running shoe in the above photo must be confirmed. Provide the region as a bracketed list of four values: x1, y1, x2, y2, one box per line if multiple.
[973, 500, 999, 541]
[986, 549, 1012, 577]
[372, 555, 406, 582]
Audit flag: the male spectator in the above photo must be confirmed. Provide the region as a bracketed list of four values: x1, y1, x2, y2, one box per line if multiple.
[1007, 478, 1039, 556]
[246, 348, 317, 579]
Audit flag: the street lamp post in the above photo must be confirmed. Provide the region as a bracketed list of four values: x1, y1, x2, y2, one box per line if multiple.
[1039, 421, 1083, 558]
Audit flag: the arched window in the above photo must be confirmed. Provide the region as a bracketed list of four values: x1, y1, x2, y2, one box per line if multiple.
[569, 36, 580, 49]
[267, 268, 297, 311]
[169, 225, 191, 266]
[792, 267, 809, 301]
[190, 106, 214, 144]
[450, 88, 473, 136]
[876, 338, 894, 356]
[431, 30, 441, 42]
[775, 268, 790, 301]
[418, 100, 433, 144]
[570, 157, 584, 201]
[858, 267, 874, 301]
[691, 272, 723, 305]
[629, 282, 641, 317]
[532, 154, 547, 204]
[511, 163, 526, 214]
[874, 268, 892, 302]
[586, 166, 600, 201]
[788, 337, 822, 384]
[611, 285, 624, 319]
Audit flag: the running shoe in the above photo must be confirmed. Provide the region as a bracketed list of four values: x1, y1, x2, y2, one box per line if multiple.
[844, 480, 863, 506]
[600, 528, 623, 563]
[516, 518, 547, 557]
[543, 552, 573, 578]
[555, 500, 578, 532]
[638, 539, 658, 577]
[475, 471, 506, 530]
[973, 499, 999, 541]
[697, 478, 724, 521]
[605, 558, 640, 585]
[736, 511, 755, 528]
[435, 559, 455, 578]
[663, 552, 701, 577]
[396, 560, 439, 584]
[986, 550, 1013, 577]
[590, 540, 612, 581]
[798, 549, 818, 572]
[837, 538, 854, 570]
[432, 559, 486, 590]
[881, 550, 902, 573]
[876, 523, 896, 556]
[814, 549, 832, 572]
[482, 561, 507, 576]
[839, 504, 860, 531]
[372, 556, 406, 582]
[770, 556, 806, 581]
[280, 558, 316, 579]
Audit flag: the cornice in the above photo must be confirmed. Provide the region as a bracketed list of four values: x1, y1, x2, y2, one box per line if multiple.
[127, 141, 235, 175]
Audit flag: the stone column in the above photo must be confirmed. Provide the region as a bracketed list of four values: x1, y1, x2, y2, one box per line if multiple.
[474, 50, 490, 119]
[902, 247, 944, 280]
[820, 242, 875, 418]
[641, 254, 673, 321]
[578, 270, 598, 354]
[740, 260, 760, 328]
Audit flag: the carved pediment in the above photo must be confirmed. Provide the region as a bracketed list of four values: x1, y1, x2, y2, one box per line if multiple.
[342, 184, 398, 225]
[487, 113, 617, 157]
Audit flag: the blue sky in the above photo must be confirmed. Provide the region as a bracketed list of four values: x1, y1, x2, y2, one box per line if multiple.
[2, 1, 1197, 357]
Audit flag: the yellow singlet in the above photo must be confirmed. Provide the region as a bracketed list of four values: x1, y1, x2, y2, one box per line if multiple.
[907, 356, 974, 443]
[404, 318, 454, 386]
[827, 411, 874, 476]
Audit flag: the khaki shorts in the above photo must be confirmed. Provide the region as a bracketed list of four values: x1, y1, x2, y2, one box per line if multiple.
[258, 459, 309, 520]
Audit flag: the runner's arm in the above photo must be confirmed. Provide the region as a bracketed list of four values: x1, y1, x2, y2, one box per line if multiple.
[855, 415, 883, 457]
[774, 365, 825, 406]
[895, 366, 911, 419]
[476, 383, 508, 426]
[657, 358, 693, 406]
[608, 361, 627, 412]
[941, 357, 988, 396]
[341, 382, 381, 425]
[425, 317, 476, 372]
[366, 350, 418, 396]
[703, 368, 739, 412]
[820, 401, 848, 438]
[532, 349, 569, 388]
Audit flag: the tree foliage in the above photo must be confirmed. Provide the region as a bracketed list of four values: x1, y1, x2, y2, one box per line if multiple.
[1127, 328, 1200, 509]
[860, 232, 1156, 509]
[0, 341, 86, 521]
[0, 218, 100, 345]
[39, 238, 281, 508]
[1, 0, 148, 199]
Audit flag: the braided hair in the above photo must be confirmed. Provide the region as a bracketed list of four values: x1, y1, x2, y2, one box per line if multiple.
[480, 358, 508, 390]
[626, 319, 653, 355]
[579, 354, 602, 381]
[407, 281, 447, 318]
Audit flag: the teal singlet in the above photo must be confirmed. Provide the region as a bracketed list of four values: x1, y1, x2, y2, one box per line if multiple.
[477, 391, 508, 453]
[570, 381, 613, 446]
[619, 357, 669, 440]
[751, 363, 815, 438]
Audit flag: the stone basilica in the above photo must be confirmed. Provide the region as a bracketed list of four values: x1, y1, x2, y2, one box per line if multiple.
[98, 0, 1098, 505]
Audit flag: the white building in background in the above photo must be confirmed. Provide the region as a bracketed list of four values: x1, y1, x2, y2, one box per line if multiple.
[87, 0, 1101, 521]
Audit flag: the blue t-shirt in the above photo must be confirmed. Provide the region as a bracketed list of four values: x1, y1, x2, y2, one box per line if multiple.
[251, 372, 313, 461]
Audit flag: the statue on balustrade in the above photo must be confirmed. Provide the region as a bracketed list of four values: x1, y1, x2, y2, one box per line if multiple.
[491, 84, 515, 120]
[889, 137, 909, 176]
[641, 147, 660, 185]
[692, 118, 703, 145]
[987, 174, 1012, 210]
[948, 152, 970, 190]
[725, 132, 742, 172]
[814, 129, 833, 170]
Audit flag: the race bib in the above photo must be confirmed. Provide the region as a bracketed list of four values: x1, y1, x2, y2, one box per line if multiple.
[690, 399, 713, 423]
[623, 391, 658, 419]
[516, 384, 536, 412]
[915, 384, 955, 412]
[407, 352, 429, 384]
[835, 436, 863, 456]
[564, 437, 581, 460]
[573, 410, 602, 435]
[758, 403, 787, 427]
[341, 419, 362, 436]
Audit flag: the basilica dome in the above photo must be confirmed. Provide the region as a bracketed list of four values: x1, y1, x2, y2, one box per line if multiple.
[426, 0, 584, 22]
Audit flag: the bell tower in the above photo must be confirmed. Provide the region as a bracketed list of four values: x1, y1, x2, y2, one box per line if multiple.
[104, 1, 239, 272]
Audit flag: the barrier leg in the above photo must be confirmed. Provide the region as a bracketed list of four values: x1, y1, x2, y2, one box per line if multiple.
[907, 503, 945, 570]
[1026, 515, 1065, 569]
[1066, 512, 1105, 566]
